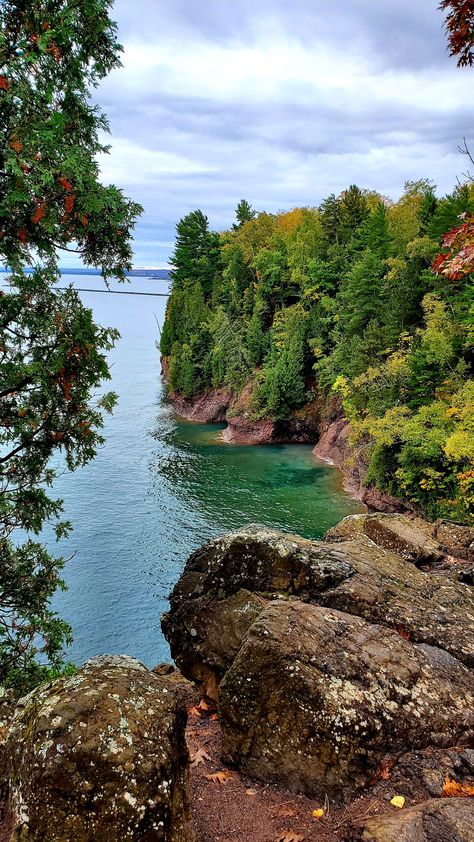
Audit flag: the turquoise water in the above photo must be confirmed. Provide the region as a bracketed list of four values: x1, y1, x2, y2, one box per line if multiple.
[45, 273, 363, 667]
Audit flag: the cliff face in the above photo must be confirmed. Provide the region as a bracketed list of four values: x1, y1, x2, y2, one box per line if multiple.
[162, 360, 321, 445]
[162, 359, 406, 513]
[314, 411, 408, 514]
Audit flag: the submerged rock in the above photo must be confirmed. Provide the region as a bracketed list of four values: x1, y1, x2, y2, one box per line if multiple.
[347, 797, 474, 841]
[219, 601, 474, 802]
[1, 655, 194, 841]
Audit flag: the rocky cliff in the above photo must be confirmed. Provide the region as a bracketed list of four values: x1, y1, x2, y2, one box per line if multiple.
[2, 514, 474, 841]
[161, 363, 408, 514]
[162, 512, 474, 836]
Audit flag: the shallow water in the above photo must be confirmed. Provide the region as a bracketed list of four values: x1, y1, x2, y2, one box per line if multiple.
[43, 272, 363, 667]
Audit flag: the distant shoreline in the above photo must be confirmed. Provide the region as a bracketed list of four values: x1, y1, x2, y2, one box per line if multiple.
[0, 267, 170, 279]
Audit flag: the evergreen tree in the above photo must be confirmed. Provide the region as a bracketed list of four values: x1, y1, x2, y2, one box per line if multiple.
[0, 0, 141, 691]
[363, 201, 390, 259]
[319, 194, 342, 247]
[339, 185, 370, 244]
[170, 210, 220, 297]
[339, 249, 385, 337]
[233, 199, 256, 230]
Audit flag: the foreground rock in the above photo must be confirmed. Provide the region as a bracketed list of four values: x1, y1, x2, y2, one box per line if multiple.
[347, 797, 474, 841]
[1, 655, 194, 841]
[219, 601, 474, 801]
[162, 522, 474, 700]
[327, 512, 474, 566]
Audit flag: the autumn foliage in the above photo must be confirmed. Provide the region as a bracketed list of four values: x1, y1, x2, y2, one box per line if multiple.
[0, 0, 141, 693]
[440, 0, 474, 67]
[432, 215, 474, 278]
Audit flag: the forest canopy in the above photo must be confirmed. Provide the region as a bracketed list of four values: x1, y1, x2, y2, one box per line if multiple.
[162, 184, 474, 525]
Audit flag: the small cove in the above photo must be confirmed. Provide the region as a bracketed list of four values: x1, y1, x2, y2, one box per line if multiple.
[45, 272, 363, 667]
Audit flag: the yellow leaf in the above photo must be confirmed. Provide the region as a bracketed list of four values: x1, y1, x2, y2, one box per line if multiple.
[390, 796, 405, 809]
[312, 809, 325, 819]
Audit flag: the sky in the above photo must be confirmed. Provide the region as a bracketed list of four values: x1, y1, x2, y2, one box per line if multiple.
[66, 0, 473, 268]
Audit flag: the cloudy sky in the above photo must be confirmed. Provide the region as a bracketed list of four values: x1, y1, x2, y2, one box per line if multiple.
[83, 0, 472, 268]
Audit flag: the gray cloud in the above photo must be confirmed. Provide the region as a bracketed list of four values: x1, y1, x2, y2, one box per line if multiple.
[78, 0, 473, 268]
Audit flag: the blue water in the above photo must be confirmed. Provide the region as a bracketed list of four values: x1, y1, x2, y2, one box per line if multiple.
[43, 273, 363, 668]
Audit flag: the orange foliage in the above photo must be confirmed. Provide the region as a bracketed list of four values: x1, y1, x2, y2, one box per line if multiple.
[442, 776, 474, 797]
[58, 176, 73, 191]
[31, 202, 46, 224]
[432, 216, 474, 279]
[0, 75, 10, 91]
[9, 138, 23, 154]
[64, 194, 75, 216]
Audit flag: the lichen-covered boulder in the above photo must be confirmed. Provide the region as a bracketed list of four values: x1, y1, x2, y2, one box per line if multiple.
[161, 525, 353, 697]
[325, 514, 445, 565]
[434, 519, 474, 562]
[219, 602, 474, 803]
[1, 655, 195, 841]
[162, 524, 474, 699]
[347, 797, 474, 841]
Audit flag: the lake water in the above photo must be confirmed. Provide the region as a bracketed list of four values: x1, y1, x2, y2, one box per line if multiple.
[42, 272, 363, 667]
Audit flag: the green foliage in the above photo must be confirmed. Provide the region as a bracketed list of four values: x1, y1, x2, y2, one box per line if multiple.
[0, 1, 141, 692]
[162, 179, 473, 523]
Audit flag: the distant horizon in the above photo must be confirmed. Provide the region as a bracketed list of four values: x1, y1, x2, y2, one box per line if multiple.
[0, 266, 171, 275]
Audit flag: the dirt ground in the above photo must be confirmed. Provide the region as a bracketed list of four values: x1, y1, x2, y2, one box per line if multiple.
[187, 710, 395, 842]
[1, 702, 469, 841]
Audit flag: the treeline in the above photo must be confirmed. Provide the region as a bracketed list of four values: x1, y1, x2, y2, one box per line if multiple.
[161, 185, 474, 524]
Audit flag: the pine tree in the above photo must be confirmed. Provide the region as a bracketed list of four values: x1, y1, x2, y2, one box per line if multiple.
[233, 199, 256, 230]
[339, 249, 385, 336]
[339, 185, 370, 244]
[171, 210, 220, 296]
[363, 202, 390, 259]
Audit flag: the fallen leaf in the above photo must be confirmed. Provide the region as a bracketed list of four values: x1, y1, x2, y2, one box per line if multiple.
[205, 770, 233, 784]
[210, 713, 219, 721]
[246, 788, 258, 797]
[312, 808, 325, 819]
[376, 758, 393, 781]
[187, 706, 202, 719]
[274, 807, 296, 818]
[197, 699, 211, 712]
[277, 834, 304, 842]
[442, 776, 474, 798]
[390, 796, 405, 809]
[191, 747, 211, 766]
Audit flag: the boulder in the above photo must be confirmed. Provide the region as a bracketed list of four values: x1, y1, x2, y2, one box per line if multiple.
[347, 797, 474, 842]
[219, 602, 474, 803]
[378, 746, 474, 801]
[168, 387, 232, 423]
[434, 519, 474, 562]
[325, 513, 474, 570]
[1, 655, 195, 841]
[161, 525, 353, 694]
[162, 523, 474, 697]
